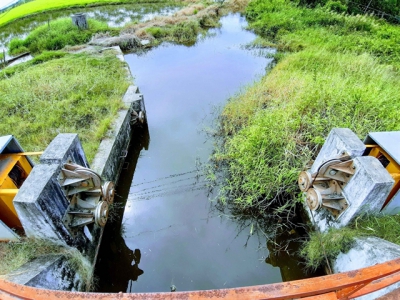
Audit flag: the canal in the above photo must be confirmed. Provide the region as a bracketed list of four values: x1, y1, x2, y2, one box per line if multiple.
[94, 13, 312, 293]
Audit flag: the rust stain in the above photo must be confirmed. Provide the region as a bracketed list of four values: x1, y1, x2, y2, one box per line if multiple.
[1, 258, 400, 300]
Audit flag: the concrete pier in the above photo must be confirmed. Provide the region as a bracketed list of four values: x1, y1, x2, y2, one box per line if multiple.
[7, 46, 146, 291]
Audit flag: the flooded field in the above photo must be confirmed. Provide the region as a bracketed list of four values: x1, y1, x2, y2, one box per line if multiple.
[94, 14, 315, 293]
[0, 3, 179, 50]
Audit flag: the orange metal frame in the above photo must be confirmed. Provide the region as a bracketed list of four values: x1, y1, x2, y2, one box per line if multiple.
[1, 258, 400, 300]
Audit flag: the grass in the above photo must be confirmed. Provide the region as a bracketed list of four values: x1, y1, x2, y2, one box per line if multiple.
[123, 3, 221, 45]
[300, 214, 400, 270]
[8, 17, 117, 55]
[209, 0, 400, 216]
[0, 50, 130, 163]
[0, 238, 93, 289]
[0, 0, 172, 28]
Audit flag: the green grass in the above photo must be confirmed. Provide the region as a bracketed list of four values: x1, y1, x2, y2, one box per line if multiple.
[8, 17, 117, 55]
[300, 214, 400, 270]
[0, 238, 93, 289]
[210, 0, 400, 214]
[0, 50, 130, 163]
[0, 0, 171, 28]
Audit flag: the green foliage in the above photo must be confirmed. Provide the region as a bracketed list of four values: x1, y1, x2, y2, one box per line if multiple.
[145, 26, 167, 38]
[0, 51, 129, 163]
[146, 18, 214, 45]
[300, 214, 400, 270]
[8, 17, 115, 55]
[300, 227, 358, 270]
[210, 0, 400, 212]
[354, 214, 400, 245]
[297, 0, 400, 22]
[0, 238, 92, 288]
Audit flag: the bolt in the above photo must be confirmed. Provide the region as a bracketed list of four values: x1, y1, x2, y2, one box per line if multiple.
[329, 170, 337, 176]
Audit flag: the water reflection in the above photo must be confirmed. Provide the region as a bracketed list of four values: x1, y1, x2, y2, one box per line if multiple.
[95, 14, 283, 293]
[95, 125, 149, 291]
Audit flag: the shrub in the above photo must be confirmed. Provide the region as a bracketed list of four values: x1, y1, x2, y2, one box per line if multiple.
[8, 17, 114, 55]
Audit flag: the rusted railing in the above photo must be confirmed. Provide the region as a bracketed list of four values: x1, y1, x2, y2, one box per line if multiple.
[1, 258, 400, 300]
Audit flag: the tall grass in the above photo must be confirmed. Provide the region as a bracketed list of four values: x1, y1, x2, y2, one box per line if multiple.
[8, 17, 116, 55]
[300, 214, 400, 270]
[210, 0, 400, 214]
[0, 51, 129, 163]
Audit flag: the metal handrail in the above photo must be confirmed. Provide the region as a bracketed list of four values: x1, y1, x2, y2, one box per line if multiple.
[1, 258, 400, 300]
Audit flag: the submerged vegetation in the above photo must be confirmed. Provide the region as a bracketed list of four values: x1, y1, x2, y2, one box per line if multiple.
[0, 50, 129, 163]
[0, 238, 92, 288]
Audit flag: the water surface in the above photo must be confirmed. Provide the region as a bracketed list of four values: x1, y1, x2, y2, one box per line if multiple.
[95, 14, 311, 293]
[0, 3, 179, 50]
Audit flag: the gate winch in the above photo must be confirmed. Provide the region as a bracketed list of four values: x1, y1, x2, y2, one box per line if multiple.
[58, 162, 115, 232]
[298, 154, 355, 219]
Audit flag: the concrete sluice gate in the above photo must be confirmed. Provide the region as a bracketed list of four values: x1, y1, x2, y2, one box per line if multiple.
[0, 81, 146, 290]
[299, 128, 400, 232]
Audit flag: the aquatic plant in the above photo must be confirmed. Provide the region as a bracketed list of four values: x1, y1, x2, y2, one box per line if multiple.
[0, 50, 129, 163]
[8, 17, 116, 55]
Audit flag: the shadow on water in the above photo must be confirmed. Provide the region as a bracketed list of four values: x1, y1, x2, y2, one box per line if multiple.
[95, 124, 149, 292]
[94, 13, 321, 293]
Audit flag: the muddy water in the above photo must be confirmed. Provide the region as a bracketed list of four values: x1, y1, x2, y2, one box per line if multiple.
[95, 14, 311, 293]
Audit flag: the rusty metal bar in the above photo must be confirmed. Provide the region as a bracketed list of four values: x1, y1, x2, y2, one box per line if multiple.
[1, 258, 400, 300]
[351, 270, 400, 298]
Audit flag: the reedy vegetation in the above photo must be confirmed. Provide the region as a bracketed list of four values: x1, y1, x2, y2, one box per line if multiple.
[8, 18, 117, 55]
[300, 214, 400, 270]
[210, 0, 400, 233]
[0, 51, 129, 163]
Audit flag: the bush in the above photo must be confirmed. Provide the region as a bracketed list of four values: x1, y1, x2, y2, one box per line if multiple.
[8, 17, 114, 55]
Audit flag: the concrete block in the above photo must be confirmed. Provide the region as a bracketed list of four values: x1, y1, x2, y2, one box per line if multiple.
[342, 156, 394, 218]
[333, 237, 400, 300]
[6, 255, 84, 291]
[91, 108, 132, 183]
[13, 164, 72, 244]
[123, 85, 142, 105]
[40, 134, 88, 168]
[310, 128, 366, 174]
[307, 156, 394, 232]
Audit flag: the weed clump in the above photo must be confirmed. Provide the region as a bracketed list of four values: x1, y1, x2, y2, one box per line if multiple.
[8, 17, 117, 55]
[299, 227, 358, 271]
[0, 51, 129, 163]
[0, 238, 92, 288]
[300, 214, 400, 270]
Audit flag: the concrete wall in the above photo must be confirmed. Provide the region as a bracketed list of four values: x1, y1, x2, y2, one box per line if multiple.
[333, 237, 400, 300]
[9, 46, 146, 291]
